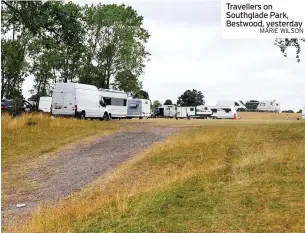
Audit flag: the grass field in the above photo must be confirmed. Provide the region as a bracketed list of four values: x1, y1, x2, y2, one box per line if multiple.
[1, 114, 121, 168]
[10, 120, 305, 233]
[1, 114, 122, 209]
[238, 112, 302, 120]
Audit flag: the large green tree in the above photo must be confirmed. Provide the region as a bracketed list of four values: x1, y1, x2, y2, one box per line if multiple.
[164, 99, 173, 105]
[134, 90, 149, 99]
[177, 89, 205, 107]
[1, 1, 150, 100]
[152, 100, 161, 110]
[79, 4, 150, 92]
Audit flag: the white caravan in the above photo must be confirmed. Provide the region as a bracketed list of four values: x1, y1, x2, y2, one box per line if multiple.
[302, 106, 305, 119]
[196, 105, 213, 118]
[126, 99, 151, 119]
[256, 100, 280, 112]
[176, 106, 196, 118]
[38, 96, 52, 113]
[51, 83, 109, 120]
[163, 105, 177, 117]
[99, 89, 127, 119]
[216, 100, 246, 111]
[196, 105, 237, 119]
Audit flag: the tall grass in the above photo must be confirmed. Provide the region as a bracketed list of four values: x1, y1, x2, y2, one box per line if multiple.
[1, 113, 121, 211]
[1, 114, 120, 168]
[13, 122, 305, 233]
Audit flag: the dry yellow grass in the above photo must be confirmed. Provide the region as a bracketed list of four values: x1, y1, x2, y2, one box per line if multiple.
[1, 114, 122, 211]
[1, 114, 121, 168]
[238, 112, 301, 120]
[10, 121, 305, 233]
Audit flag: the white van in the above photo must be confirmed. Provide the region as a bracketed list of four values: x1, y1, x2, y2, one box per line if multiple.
[51, 83, 109, 120]
[302, 106, 305, 119]
[211, 106, 238, 119]
[127, 99, 151, 119]
[99, 89, 128, 119]
[39, 96, 52, 113]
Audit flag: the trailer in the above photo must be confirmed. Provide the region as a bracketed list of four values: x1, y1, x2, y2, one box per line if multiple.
[195, 105, 213, 118]
[176, 106, 196, 119]
[256, 100, 280, 112]
[196, 105, 238, 119]
[126, 99, 151, 119]
[155, 105, 177, 118]
[302, 106, 305, 120]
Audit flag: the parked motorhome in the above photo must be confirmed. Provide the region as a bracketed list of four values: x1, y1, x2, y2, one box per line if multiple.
[256, 100, 280, 112]
[216, 100, 246, 111]
[196, 105, 237, 119]
[126, 99, 151, 119]
[39, 96, 52, 113]
[176, 106, 196, 118]
[99, 89, 127, 119]
[302, 106, 305, 119]
[51, 83, 109, 120]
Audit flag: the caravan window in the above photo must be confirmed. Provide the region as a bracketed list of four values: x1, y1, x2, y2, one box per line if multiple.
[235, 102, 240, 106]
[129, 103, 138, 109]
[190, 107, 195, 111]
[124, 99, 127, 106]
[145, 101, 148, 104]
[104, 97, 111, 106]
[222, 108, 231, 113]
[260, 103, 265, 106]
[270, 102, 273, 106]
[111, 98, 125, 106]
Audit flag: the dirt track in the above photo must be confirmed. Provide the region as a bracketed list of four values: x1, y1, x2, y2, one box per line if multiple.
[2, 124, 182, 228]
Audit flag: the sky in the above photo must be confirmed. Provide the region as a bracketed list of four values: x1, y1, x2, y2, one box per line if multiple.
[22, 0, 305, 111]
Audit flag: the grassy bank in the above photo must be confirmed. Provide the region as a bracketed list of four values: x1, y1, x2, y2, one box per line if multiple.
[1, 114, 120, 168]
[14, 122, 305, 233]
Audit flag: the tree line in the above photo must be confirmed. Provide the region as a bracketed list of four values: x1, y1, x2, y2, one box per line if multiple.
[1, 1, 151, 104]
[1, 1, 302, 106]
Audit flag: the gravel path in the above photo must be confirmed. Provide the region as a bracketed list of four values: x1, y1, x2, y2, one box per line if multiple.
[2, 124, 182, 228]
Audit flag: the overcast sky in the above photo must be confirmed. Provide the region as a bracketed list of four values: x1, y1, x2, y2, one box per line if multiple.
[23, 0, 305, 111]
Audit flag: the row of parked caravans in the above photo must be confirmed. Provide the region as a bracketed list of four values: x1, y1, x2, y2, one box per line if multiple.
[155, 105, 238, 119]
[38, 83, 151, 120]
[216, 100, 281, 112]
[36, 82, 304, 120]
[38, 83, 239, 120]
